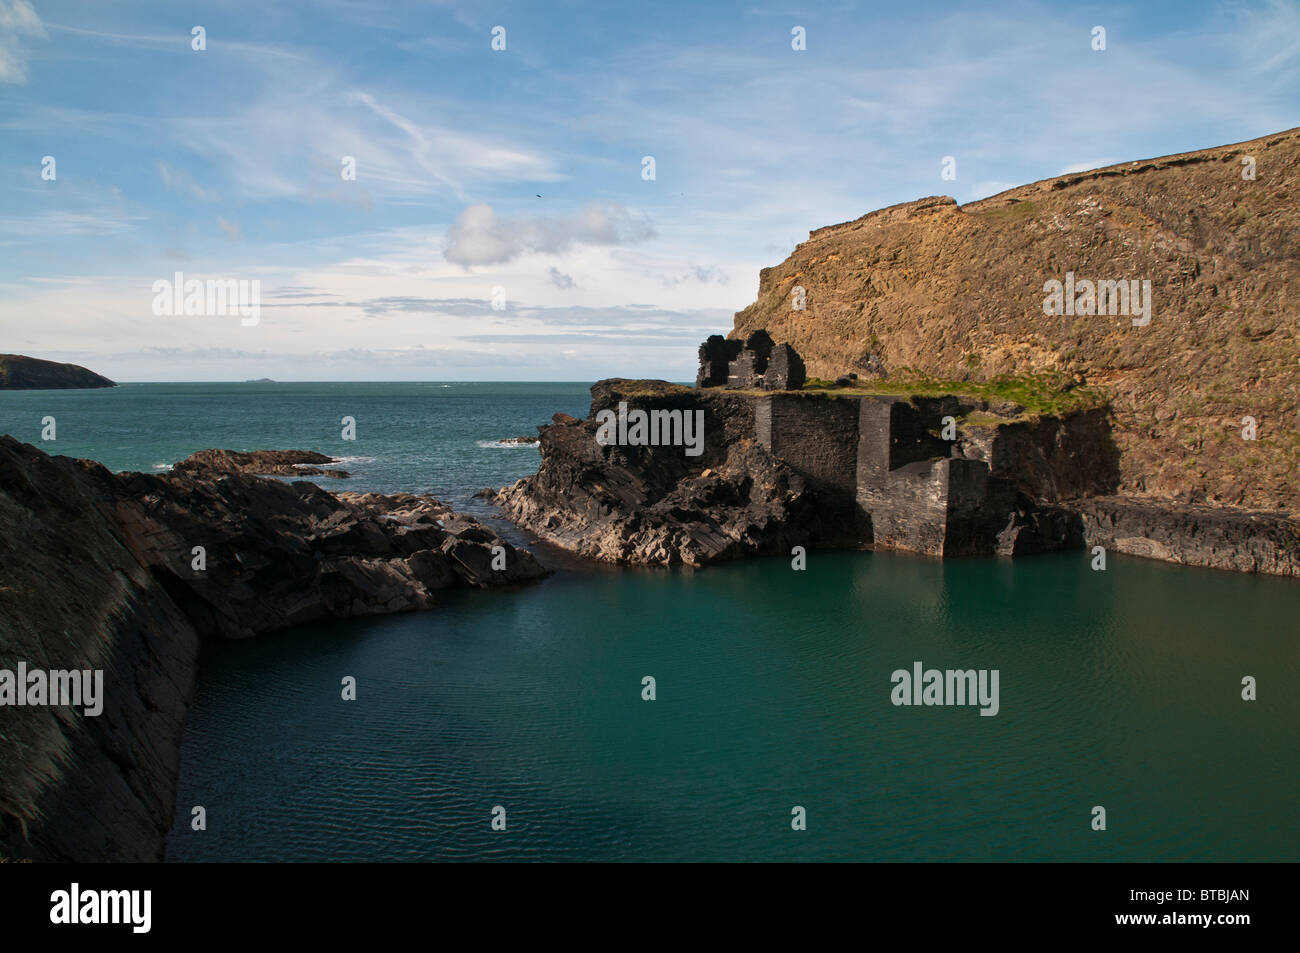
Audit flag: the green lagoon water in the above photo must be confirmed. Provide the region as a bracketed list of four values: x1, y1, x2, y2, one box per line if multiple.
[2, 383, 1296, 862]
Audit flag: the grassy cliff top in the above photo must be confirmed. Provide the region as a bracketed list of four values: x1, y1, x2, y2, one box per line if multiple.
[799, 370, 1108, 419]
[595, 373, 1105, 424]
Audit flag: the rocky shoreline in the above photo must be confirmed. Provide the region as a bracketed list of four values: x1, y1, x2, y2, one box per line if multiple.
[494, 375, 1300, 578]
[1076, 496, 1300, 576]
[0, 436, 546, 861]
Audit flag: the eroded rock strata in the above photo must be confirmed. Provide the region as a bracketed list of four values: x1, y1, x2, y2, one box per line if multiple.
[731, 128, 1300, 513]
[0, 436, 545, 861]
[1075, 497, 1300, 575]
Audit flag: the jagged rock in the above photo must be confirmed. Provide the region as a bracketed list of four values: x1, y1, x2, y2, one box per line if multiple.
[855, 355, 887, 379]
[496, 382, 826, 567]
[0, 435, 547, 862]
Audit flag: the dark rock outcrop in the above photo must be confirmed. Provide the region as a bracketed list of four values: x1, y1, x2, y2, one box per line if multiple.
[0, 354, 115, 390]
[173, 448, 350, 479]
[0, 436, 546, 861]
[0, 439, 198, 864]
[1075, 496, 1300, 575]
[495, 382, 826, 566]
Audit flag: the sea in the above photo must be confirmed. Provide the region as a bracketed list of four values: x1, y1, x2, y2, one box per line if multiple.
[2, 382, 1296, 862]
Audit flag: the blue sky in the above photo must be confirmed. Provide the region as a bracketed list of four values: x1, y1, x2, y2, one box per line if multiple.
[1, 0, 1297, 381]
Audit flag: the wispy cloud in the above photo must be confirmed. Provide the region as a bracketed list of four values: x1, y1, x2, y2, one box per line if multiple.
[159, 162, 221, 202]
[0, 0, 44, 83]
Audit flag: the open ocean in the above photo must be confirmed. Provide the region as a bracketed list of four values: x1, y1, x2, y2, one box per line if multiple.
[2, 382, 1296, 862]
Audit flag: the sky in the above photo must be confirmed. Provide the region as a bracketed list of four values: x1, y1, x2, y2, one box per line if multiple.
[0, 0, 1297, 382]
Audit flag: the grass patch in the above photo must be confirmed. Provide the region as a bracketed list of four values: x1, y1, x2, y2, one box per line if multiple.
[601, 379, 695, 399]
[798, 369, 1109, 418]
[979, 199, 1039, 221]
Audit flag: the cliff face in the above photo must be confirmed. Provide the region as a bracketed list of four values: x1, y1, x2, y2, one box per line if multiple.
[0, 437, 545, 861]
[732, 128, 1300, 513]
[0, 438, 199, 863]
[0, 354, 115, 389]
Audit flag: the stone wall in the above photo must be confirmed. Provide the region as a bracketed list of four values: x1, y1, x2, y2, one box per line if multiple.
[697, 330, 805, 391]
[755, 394, 860, 542]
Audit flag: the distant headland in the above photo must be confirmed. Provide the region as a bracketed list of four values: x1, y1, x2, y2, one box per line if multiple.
[0, 354, 116, 390]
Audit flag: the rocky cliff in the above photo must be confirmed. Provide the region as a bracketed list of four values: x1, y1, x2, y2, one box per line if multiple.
[732, 128, 1300, 513]
[0, 436, 545, 861]
[495, 379, 1111, 567]
[0, 354, 115, 389]
[496, 381, 826, 566]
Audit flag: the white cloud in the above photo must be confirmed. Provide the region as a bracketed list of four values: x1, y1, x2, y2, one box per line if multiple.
[443, 202, 656, 267]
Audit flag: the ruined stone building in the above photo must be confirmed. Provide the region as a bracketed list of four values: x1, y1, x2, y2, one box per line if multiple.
[696, 331, 806, 391]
